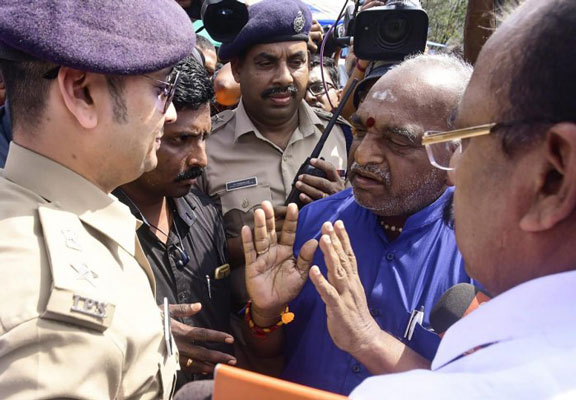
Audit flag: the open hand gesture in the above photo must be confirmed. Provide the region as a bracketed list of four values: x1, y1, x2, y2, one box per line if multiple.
[241, 201, 318, 323]
[309, 220, 380, 354]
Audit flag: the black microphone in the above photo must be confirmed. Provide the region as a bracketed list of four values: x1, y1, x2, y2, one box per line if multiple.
[430, 283, 491, 337]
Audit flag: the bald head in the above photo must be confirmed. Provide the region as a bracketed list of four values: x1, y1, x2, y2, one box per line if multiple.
[366, 53, 472, 133]
[461, 0, 576, 153]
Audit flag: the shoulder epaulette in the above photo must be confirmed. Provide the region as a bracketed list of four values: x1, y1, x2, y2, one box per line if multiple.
[38, 204, 115, 332]
[211, 110, 235, 133]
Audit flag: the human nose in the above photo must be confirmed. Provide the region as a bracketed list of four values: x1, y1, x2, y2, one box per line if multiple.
[354, 133, 384, 166]
[273, 61, 293, 86]
[187, 140, 208, 168]
[164, 102, 177, 124]
[305, 88, 316, 103]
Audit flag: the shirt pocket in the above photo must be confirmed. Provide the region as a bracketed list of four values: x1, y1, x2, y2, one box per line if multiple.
[156, 357, 178, 400]
[409, 322, 441, 361]
[219, 185, 272, 237]
[187, 266, 231, 307]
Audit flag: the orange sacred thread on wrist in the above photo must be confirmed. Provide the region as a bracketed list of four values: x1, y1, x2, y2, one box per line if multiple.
[245, 301, 294, 339]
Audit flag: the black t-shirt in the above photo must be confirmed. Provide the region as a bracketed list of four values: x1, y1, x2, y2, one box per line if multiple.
[115, 188, 233, 383]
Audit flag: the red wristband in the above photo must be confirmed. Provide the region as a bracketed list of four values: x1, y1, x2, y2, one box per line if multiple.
[245, 301, 295, 339]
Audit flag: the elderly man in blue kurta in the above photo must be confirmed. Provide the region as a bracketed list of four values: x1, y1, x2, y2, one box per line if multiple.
[240, 53, 476, 395]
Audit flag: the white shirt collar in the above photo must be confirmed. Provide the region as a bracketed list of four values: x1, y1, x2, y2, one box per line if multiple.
[432, 270, 576, 370]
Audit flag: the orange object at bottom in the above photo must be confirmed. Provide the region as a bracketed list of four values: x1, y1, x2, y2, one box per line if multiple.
[213, 364, 348, 400]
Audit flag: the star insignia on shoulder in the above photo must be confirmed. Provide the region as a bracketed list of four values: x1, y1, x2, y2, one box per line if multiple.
[71, 263, 99, 287]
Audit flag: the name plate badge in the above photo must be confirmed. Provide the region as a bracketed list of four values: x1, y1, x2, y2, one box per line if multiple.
[226, 177, 258, 191]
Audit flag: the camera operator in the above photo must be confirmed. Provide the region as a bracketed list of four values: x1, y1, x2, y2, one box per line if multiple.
[340, 0, 422, 120]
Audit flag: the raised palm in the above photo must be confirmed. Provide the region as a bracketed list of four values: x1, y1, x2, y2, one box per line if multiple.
[241, 201, 318, 313]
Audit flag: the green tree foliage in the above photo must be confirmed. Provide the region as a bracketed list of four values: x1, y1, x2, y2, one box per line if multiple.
[421, 0, 468, 46]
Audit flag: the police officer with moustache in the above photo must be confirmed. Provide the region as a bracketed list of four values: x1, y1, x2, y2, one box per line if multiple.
[196, 0, 351, 310]
[195, 0, 351, 373]
[0, 1, 194, 398]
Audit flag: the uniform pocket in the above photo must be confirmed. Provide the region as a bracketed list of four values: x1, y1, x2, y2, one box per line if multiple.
[219, 185, 272, 237]
[157, 359, 178, 400]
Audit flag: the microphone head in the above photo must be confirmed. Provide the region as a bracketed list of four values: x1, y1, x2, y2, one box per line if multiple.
[430, 283, 490, 335]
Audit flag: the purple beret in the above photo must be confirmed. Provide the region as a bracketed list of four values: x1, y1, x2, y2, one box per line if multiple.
[219, 0, 312, 62]
[0, 0, 196, 75]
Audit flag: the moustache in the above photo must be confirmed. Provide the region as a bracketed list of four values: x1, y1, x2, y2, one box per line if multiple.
[175, 166, 204, 182]
[261, 85, 298, 99]
[349, 162, 390, 185]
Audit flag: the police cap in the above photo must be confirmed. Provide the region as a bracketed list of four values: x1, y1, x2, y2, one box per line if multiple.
[219, 0, 312, 62]
[0, 0, 196, 75]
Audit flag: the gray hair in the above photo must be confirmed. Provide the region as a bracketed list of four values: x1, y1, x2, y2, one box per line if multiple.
[390, 53, 473, 127]
[386, 0, 422, 8]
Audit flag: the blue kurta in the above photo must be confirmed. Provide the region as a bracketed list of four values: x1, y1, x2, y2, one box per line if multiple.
[282, 187, 474, 395]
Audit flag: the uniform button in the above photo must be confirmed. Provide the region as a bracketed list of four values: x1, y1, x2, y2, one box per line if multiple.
[241, 199, 249, 208]
[386, 253, 395, 261]
[178, 293, 188, 302]
[351, 363, 362, 373]
[370, 308, 380, 317]
[282, 155, 289, 162]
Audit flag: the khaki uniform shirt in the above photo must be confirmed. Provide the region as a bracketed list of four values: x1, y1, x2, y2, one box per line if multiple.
[0, 144, 179, 399]
[197, 100, 348, 238]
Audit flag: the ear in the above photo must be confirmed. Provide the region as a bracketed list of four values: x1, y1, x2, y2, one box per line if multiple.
[520, 123, 576, 232]
[57, 67, 99, 129]
[230, 58, 242, 84]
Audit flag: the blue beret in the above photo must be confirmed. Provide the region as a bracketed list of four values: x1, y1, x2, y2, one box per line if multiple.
[0, 0, 195, 75]
[219, 0, 312, 61]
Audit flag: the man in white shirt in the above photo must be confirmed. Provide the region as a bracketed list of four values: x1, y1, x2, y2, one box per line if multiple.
[299, 0, 576, 398]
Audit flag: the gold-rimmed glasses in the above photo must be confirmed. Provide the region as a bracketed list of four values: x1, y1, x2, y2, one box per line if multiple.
[423, 119, 557, 171]
[422, 123, 496, 171]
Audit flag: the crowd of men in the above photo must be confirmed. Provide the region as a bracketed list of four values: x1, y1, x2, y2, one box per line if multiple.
[0, 0, 575, 399]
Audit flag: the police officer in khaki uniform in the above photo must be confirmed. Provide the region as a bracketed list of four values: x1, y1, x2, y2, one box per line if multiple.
[0, 1, 195, 398]
[196, 0, 351, 307]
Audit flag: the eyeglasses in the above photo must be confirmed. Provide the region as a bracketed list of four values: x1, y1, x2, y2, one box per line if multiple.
[422, 119, 556, 171]
[143, 69, 181, 114]
[422, 123, 496, 171]
[307, 82, 336, 97]
[43, 66, 181, 115]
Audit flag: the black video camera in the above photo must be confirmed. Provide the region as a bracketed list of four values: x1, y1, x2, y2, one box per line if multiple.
[186, 0, 249, 43]
[332, 1, 428, 62]
[354, 2, 428, 61]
